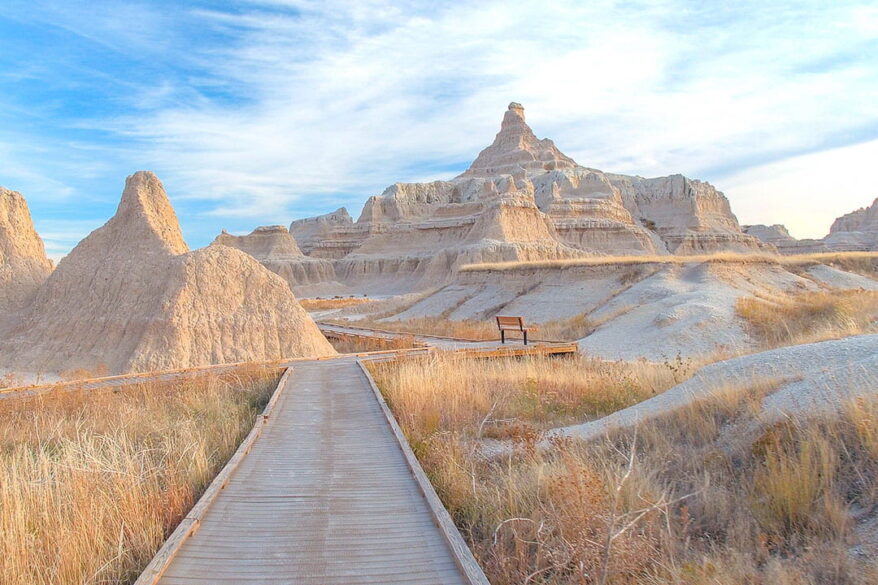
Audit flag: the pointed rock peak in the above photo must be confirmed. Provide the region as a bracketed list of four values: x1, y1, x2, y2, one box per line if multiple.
[0, 185, 53, 312]
[460, 103, 578, 179]
[110, 171, 188, 256]
[500, 102, 529, 134]
[0, 186, 52, 267]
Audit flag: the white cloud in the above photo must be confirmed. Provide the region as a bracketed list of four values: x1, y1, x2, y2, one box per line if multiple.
[2, 0, 877, 252]
[109, 0, 878, 221]
[33, 218, 105, 262]
[720, 138, 878, 239]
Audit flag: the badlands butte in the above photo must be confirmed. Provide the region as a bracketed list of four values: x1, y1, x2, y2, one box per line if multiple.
[1, 103, 877, 377]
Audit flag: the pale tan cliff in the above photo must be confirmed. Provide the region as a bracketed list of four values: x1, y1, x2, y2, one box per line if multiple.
[0, 186, 53, 316]
[211, 225, 338, 291]
[743, 196, 878, 254]
[1, 172, 334, 374]
[270, 103, 767, 294]
[214, 225, 304, 258]
[824, 197, 878, 251]
[289, 208, 367, 258]
[743, 224, 827, 255]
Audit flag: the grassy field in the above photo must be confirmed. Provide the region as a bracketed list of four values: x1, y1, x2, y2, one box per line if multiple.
[299, 296, 377, 310]
[737, 289, 878, 349]
[370, 354, 878, 584]
[0, 365, 281, 585]
[369, 353, 678, 440]
[325, 331, 421, 353]
[329, 313, 596, 342]
[460, 250, 878, 273]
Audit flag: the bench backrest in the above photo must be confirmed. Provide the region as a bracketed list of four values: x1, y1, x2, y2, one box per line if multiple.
[495, 316, 526, 331]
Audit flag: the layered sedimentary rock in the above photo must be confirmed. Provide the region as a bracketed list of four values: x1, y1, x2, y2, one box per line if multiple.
[0, 187, 53, 315]
[215, 225, 304, 257]
[824, 198, 878, 251]
[743, 224, 827, 255]
[608, 173, 768, 254]
[212, 226, 336, 289]
[333, 171, 583, 290]
[1, 171, 334, 374]
[290, 104, 765, 275]
[743, 198, 878, 254]
[289, 208, 368, 258]
[462, 102, 577, 177]
[232, 103, 770, 294]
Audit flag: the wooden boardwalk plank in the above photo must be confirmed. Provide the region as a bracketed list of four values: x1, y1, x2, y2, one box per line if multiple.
[150, 358, 488, 585]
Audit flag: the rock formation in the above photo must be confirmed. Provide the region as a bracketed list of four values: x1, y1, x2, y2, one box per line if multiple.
[0, 187, 53, 317]
[744, 197, 878, 254]
[743, 224, 827, 254]
[462, 102, 577, 177]
[212, 225, 337, 291]
[608, 173, 768, 253]
[824, 197, 878, 251]
[215, 225, 304, 257]
[1, 172, 334, 374]
[289, 208, 367, 258]
[257, 103, 768, 293]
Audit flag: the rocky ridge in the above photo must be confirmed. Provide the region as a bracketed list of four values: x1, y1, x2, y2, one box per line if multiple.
[744, 197, 878, 254]
[742, 224, 828, 254]
[825, 197, 878, 251]
[1, 172, 334, 375]
[212, 225, 337, 290]
[259, 103, 767, 294]
[0, 187, 53, 317]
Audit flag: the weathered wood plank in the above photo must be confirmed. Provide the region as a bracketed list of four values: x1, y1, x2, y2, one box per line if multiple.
[143, 359, 484, 585]
[134, 367, 294, 585]
[357, 359, 491, 585]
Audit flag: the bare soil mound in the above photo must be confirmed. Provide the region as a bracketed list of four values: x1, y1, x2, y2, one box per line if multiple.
[0, 172, 334, 374]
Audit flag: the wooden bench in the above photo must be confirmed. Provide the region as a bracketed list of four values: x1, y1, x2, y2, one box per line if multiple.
[495, 316, 529, 345]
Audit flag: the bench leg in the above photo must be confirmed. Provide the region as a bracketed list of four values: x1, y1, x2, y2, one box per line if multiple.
[524, 330, 528, 345]
[501, 330, 506, 344]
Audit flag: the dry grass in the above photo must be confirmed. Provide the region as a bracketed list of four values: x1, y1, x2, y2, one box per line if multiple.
[299, 296, 377, 310]
[60, 364, 110, 381]
[737, 289, 878, 349]
[331, 316, 498, 340]
[0, 364, 281, 585]
[370, 355, 878, 584]
[369, 352, 677, 443]
[330, 313, 597, 342]
[461, 251, 878, 273]
[326, 332, 421, 353]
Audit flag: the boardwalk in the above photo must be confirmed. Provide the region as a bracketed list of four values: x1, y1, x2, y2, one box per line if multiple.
[0, 325, 576, 582]
[147, 358, 488, 585]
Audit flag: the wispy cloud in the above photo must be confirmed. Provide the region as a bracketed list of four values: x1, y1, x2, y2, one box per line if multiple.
[1, 0, 876, 249]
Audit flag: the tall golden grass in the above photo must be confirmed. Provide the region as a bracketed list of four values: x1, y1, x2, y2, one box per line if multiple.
[370, 354, 878, 584]
[0, 365, 280, 585]
[329, 316, 499, 340]
[326, 332, 421, 353]
[460, 250, 878, 273]
[737, 289, 878, 349]
[369, 352, 676, 443]
[330, 313, 596, 342]
[299, 296, 377, 310]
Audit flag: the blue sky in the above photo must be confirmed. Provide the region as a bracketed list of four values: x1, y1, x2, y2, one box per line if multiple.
[1, 0, 877, 259]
